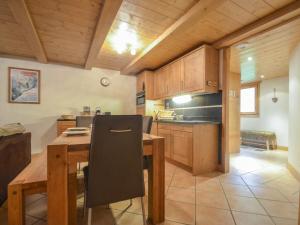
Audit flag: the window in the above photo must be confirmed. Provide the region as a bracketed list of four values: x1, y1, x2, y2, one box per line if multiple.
[240, 82, 259, 116]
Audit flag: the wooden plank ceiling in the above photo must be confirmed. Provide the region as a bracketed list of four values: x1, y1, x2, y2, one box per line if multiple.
[0, 0, 299, 78]
[231, 16, 300, 82]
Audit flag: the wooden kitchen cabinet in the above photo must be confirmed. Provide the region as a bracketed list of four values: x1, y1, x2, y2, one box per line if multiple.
[171, 130, 193, 167]
[151, 45, 219, 100]
[154, 67, 168, 99]
[167, 59, 182, 97]
[136, 71, 154, 99]
[182, 45, 219, 93]
[156, 122, 219, 174]
[158, 128, 171, 158]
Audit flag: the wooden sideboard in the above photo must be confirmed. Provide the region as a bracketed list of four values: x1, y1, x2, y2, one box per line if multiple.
[56, 120, 76, 136]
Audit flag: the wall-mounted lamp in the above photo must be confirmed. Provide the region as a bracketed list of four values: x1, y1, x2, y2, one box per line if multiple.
[272, 88, 278, 103]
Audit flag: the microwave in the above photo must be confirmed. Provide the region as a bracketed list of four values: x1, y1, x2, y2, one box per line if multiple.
[136, 91, 145, 106]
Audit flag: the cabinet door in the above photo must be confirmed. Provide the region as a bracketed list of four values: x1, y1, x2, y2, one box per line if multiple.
[158, 128, 171, 158]
[182, 48, 205, 92]
[167, 60, 182, 96]
[154, 67, 168, 99]
[171, 130, 193, 166]
[136, 72, 145, 93]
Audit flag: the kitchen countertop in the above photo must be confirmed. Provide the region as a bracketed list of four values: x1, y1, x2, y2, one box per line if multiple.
[154, 120, 221, 125]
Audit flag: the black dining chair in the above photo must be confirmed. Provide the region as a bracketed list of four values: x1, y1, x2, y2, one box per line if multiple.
[143, 116, 153, 134]
[83, 115, 146, 225]
[76, 116, 94, 128]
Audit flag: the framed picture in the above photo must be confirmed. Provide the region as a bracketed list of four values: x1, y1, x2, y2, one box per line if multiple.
[8, 67, 41, 104]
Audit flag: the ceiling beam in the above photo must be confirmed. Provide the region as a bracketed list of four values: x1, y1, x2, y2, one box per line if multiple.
[85, 0, 123, 69]
[213, 1, 300, 49]
[121, 0, 225, 75]
[8, 0, 47, 63]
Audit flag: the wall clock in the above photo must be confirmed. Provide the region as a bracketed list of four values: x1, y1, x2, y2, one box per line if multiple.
[100, 77, 110, 87]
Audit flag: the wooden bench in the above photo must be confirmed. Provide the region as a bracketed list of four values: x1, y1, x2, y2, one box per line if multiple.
[8, 151, 47, 225]
[241, 130, 277, 150]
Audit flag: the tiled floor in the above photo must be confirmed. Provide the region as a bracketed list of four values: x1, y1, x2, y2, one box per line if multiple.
[0, 146, 299, 225]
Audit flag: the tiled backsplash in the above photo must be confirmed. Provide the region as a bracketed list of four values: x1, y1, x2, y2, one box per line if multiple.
[165, 93, 222, 122]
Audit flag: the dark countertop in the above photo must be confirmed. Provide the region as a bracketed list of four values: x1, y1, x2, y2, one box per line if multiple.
[57, 118, 76, 121]
[154, 120, 221, 125]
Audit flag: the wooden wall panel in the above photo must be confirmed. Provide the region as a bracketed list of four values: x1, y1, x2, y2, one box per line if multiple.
[231, 17, 300, 82]
[0, 1, 33, 58]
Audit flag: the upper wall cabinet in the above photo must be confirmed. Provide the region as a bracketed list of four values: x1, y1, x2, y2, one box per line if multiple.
[152, 45, 219, 99]
[136, 71, 154, 100]
[154, 66, 169, 99]
[167, 60, 182, 97]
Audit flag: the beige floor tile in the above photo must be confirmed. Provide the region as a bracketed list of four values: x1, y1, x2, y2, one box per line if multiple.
[222, 183, 254, 197]
[249, 186, 289, 201]
[110, 197, 148, 215]
[26, 194, 46, 206]
[196, 205, 235, 225]
[232, 211, 274, 225]
[26, 197, 48, 219]
[196, 190, 229, 209]
[284, 191, 299, 203]
[259, 199, 298, 219]
[170, 173, 195, 189]
[166, 187, 195, 204]
[219, 174, 246, 185]
[241, 173, 271, 186]
[33, 220, 47, 225]
[272, 217, 298, 225]
[196, 179, 223, 193]
[227, 196, 267, 215]
[165, 200, 195, 225]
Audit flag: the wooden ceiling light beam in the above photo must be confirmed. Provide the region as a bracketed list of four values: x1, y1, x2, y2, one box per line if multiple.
[213, 1, 300, 49]
[121, 0, 226, 75]
[8, 0, 47, 63]
[85, 0, 123, 69]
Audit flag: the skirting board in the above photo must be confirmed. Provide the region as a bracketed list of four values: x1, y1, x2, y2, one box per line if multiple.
[278, 146, 288, 151]
[287, 162, 300, 182]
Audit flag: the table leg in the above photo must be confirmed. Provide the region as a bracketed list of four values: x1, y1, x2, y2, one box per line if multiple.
[47, 145, 69, 225]
[68, 172, 77, 225]
[147, 138, 165, 224]
[8, 182, 24, 225]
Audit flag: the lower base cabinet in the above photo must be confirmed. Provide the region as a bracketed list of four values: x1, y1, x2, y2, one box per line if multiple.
[154, 122, 219, 175]
[172, 130, 193, 167]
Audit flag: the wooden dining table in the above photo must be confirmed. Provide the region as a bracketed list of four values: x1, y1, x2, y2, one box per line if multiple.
[47, 132, 165, 225]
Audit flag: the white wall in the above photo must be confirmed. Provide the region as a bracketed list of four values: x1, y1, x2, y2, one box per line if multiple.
[0, 58, 136, 153]
[241, 76, 289, 147]
[288, 43, 300, 173]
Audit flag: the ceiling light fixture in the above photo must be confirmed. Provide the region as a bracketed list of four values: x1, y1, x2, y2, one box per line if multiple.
[111, 22, 140, 55]
[247, 56, 253, 61]
[260, 75, 265, 79]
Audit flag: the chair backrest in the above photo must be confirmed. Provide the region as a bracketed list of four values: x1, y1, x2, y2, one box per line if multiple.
[142, 116, 153, 134]
[86, 115, 144, 208]
[76, 116, 94, 128]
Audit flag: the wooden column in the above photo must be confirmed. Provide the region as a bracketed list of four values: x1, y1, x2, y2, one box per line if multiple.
[220, 48, 231, 173]
[47, 145, 69, 225]
[147, 138, 165, 224]
[8, 182, 24, 225]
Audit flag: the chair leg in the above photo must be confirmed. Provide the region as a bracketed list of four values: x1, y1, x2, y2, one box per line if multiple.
[88, 208, 92, 225]
[140, 197, 146, 225]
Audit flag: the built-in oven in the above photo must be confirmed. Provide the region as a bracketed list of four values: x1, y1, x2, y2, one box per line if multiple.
[136, 91, 145, 106]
